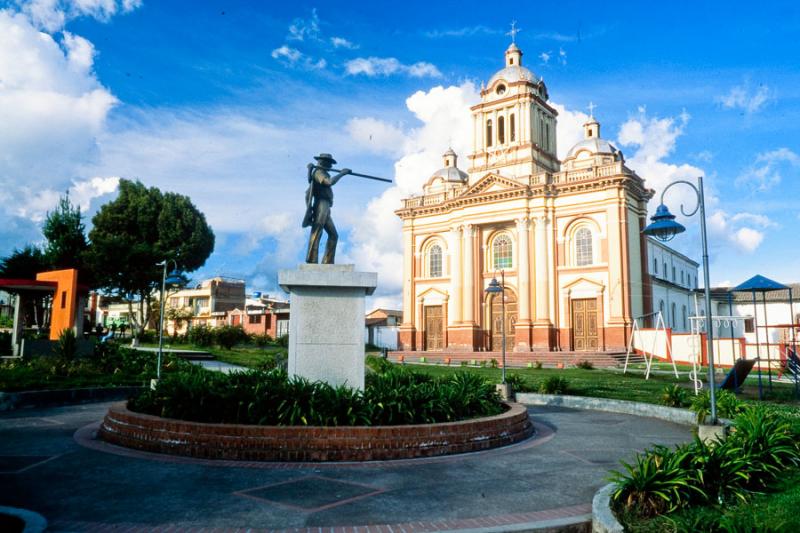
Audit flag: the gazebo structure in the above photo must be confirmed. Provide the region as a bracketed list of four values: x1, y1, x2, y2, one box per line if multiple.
[732, 274, 798, 399]
[0, 269, 87, 357]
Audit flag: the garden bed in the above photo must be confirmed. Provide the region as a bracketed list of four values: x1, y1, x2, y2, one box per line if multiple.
[98, 401, 532, 461]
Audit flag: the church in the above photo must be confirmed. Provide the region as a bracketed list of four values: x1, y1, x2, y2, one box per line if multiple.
[394, 42, 698, 357]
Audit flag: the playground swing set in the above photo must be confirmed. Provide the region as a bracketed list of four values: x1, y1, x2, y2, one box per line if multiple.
[622, 274, 800, 401]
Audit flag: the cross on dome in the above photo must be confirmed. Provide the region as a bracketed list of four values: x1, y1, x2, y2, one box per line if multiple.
[507, 20, 521, 43]
[587, 101, 596, 118]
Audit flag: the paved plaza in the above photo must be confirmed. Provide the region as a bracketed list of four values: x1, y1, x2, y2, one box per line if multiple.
[0, 402, 691, 531]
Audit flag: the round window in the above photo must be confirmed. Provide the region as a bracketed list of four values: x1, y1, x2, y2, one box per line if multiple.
[496, 84, 506, 95]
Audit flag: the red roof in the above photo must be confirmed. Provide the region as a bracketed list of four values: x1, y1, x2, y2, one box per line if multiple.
[0, 279, 58, 292]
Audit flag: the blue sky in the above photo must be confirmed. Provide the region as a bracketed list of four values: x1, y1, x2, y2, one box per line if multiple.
[1, 0, 799, 307]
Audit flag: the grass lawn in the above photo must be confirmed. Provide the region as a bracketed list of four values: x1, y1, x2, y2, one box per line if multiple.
[402, 362, 800, 407]
[139, 342, 286, 369]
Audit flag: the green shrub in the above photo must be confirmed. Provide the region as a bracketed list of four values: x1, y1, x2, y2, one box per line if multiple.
[534, 360, 543, 369]
[539, 376, 569, 394]
[53, 328, 77, 361]
[575, 360, 594, 370]
[252, 333, 272, 347]
[275, 334, 289, 348]
[660, 384, 688, 408]
[214, 325, 248, 349]
[505, 373, 535, 393]
[365, 354, 394, 374]
[188, 324, 215, 347]
[690, 389, 743, 424]
[610, 444, 702, 518]
[489, 358, 499, 368]
[129, 366, 504, 427]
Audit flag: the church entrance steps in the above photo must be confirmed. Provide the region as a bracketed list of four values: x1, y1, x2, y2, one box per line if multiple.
[388, 350, 630, 368]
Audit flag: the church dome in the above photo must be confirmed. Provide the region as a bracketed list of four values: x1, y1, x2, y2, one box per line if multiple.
[564, 117, 623, 161]
[488, 44, 538, 86]
[432, 148, 468, 183]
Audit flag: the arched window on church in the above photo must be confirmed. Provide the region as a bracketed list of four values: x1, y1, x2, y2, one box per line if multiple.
[545, 122, 551, 151]
[492, 234, 513, 270]
[510, 114, 516, 142]
[659, 300, 665, 319]
[539, 117, 544, 147]
[671, 302, 677, 329]
[575, 227, 593, 266]
[498, 116, 505, 144]
[486, 119, 493, 147]
[428, 243, 443, 278]
[682, 305, 687, 331]
[653, 258, 658, 274]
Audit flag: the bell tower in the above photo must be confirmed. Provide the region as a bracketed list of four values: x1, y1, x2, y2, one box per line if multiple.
[467, 43, 560, 180]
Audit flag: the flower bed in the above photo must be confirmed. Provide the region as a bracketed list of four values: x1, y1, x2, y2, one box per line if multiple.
[98, 401, 533, 461]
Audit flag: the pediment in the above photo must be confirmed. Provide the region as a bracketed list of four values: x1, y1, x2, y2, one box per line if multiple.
[562, 276, 606, 296]
[462, 173, 524, 197]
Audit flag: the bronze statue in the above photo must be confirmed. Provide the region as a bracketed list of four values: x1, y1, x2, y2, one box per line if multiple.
[303, 154, 350, 264]
[303, 153, 393, 264]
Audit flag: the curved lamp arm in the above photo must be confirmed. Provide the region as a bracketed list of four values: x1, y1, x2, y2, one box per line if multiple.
[660, 179, 701, 217]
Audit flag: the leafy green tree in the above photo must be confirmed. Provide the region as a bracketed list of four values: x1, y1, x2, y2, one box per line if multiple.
[86, 179, 214, 338]
[0, 244, 48, 279]
[42, 193, 89, 278]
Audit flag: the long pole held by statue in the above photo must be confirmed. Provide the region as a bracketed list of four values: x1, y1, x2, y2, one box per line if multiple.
[326, 167, 392, 183]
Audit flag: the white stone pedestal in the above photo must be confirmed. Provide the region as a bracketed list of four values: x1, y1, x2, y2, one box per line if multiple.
[279, 264, 377, 390]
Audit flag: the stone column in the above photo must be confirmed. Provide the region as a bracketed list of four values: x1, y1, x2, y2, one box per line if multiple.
[462, 224, 475, 325]
[515, 217, 532, 351]
[533, 215, 553, 350]
[448, 226, 462, 325]
[12, 293, 24, 357]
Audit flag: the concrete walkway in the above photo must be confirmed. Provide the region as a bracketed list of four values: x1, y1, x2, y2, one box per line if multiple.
[0, 402, 691, 531]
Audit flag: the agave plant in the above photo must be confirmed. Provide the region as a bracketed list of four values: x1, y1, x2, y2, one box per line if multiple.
[660, 384, 688, 408]
[609, 445, 702, 517]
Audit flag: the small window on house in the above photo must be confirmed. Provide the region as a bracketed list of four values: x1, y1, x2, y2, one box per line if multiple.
[428, 243, 443, 278]
[248, 314, 262, 324]
[575, 227, 593, 266]
[510, 113, 516, 142]
[486, 119, 493, 147]
[498, 116, 505, 144]
[492, 234, 513, 270]
[744, 318, 755, 333]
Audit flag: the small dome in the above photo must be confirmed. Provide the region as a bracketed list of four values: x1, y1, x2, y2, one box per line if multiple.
[432, 148, 468, 183]
[565, 137, 622, 160]
[433, 166, 468, 183]
[488, 65, 538, 87]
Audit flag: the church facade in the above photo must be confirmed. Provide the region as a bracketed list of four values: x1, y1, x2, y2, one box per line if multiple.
[395, 43, 691, 354]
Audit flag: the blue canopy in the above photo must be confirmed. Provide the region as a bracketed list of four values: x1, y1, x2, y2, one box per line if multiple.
[732, 274, 789, 292]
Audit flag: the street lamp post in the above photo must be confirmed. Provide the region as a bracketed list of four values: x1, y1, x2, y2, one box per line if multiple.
[156, 260, 184, 383]
[485, 270, 507, 385]
[643, 176, 718, 424]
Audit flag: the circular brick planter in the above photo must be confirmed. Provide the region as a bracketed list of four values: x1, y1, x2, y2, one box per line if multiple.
[98, 402, 533, 462]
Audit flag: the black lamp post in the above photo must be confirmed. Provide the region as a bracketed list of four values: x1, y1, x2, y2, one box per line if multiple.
[156, 260, 184, 381]
[485, 270, 507, 385]
[643, 176, 718, 424]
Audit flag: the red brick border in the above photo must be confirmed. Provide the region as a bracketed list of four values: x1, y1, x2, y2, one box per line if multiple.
[98, 402, 533, 462]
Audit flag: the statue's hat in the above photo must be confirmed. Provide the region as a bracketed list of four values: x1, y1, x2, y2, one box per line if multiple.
[314, 153, 337, 165]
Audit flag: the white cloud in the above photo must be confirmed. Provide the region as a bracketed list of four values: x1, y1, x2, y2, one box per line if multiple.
[287, 8, 320, 42]
[735, 147, 800, 192]
[693, 150, 714, 163]
[18, 0, 141, 31]
[346, 117, 408, 157]
[716, 83, 770, 114]
[331, 36, 358, 49]
[558, 47, 567, 65]
[69, 175, 119, 211]
[549, 103, 590, 160]
[345, 57, 442, 78]
[617, 108, 771, 254]
[423, 25, 500, 38]
[341, 83, 479, 303]
[539, 51, 551, 64]
[0, 8, 117, 227]
[270, 45, 326, 70]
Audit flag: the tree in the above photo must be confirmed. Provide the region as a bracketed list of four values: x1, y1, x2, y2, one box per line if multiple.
[86, 179, 215, 338]
[42, 193, 90, 280]
[0, 244, 49, 279]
